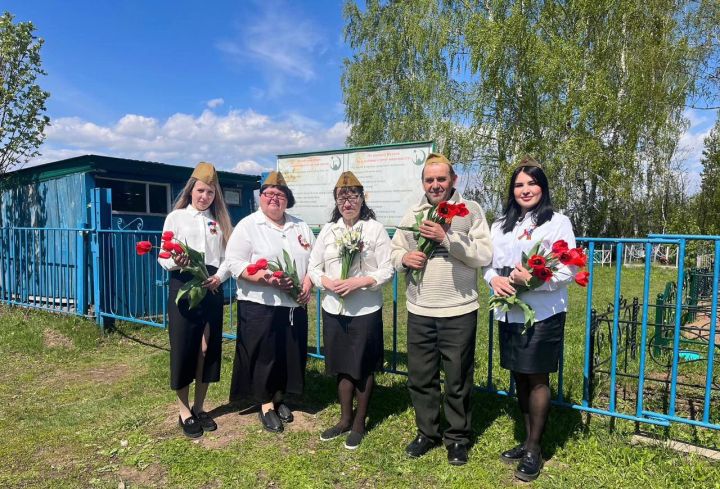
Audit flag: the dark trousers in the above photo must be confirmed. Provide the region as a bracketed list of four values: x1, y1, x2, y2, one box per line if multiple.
[407, 310, 477, 446]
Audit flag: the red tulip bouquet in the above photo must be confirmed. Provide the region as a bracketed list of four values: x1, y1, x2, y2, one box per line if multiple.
[245, 250, 302, 302]
[488, 239, 589, 333]
[136, 231, 211, 309]
[397, 200, 470, 282]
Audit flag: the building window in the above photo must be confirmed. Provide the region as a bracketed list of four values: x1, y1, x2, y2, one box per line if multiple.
[96, 177, 170, 215]
[224, 189, 241, 206]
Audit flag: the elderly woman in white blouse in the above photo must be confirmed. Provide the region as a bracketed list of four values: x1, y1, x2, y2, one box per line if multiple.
[483, 156, 577, 482]
[158, 162, 233, 438]
[225, 171, 314, 434]
[308, 171, 394, 450]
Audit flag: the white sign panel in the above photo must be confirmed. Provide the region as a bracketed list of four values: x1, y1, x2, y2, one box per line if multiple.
[277, 142, 433, 227]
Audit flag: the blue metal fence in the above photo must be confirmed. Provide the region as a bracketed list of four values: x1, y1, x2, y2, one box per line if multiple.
[1, 198, 718, 432]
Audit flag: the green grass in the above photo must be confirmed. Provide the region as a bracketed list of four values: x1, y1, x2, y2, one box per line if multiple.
[1, 266, 719, 488]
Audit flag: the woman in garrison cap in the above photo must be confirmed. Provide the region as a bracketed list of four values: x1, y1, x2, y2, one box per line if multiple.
[225, 171, 315, 433]
[158, 162, 233, 438]
[307, 171, 393, 449]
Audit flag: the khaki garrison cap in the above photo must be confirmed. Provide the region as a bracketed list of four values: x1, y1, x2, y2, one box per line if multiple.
[335, 171, 363, 189]
[191, 162, 218, 185]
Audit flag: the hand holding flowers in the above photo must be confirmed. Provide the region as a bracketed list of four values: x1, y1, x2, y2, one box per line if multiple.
[136, 231, 216, 309]
[488, 239, 589, 333]
[397, 200, 470, 282]
[244, 250, 307, 303]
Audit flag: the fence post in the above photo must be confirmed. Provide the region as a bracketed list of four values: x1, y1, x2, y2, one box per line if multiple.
[653, 293, 665, 357]
[90, 188, 111, 330]
[75, 228, 88, 315]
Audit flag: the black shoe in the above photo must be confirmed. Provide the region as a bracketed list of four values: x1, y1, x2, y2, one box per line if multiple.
[178, 414, 203, 438]
[320, 424, 351, 441]
[405, 434, 440, 458]
[258, 409, 284, 433]
[275, 402, 294, 423]
[515, 450, 544, 482]
[447, 443, 469, 466]
[500, 444, 526, 464]
[344, 431, 365, 450]
[191, 407, 217, 432]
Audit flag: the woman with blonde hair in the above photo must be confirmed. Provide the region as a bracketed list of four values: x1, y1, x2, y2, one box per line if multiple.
[158, 162, 233, 438]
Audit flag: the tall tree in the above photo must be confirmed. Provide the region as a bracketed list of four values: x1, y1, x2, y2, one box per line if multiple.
[697, 113, 720, 235]
[343, 0, 718, 236]
[0, 12, 49, 177]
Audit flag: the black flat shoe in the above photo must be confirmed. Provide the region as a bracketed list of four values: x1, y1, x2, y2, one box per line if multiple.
[178, 414, 203, 438]
[405, 434, 440, 458]
[191, 407, 217, 432]
[320, 424, 351, 441]
[500, 444, 526, 464]
[259, 409, 284, 433]
[275, 402, 294, 423]
[515, 450, 544, 482]
[446, 443, 469, 466]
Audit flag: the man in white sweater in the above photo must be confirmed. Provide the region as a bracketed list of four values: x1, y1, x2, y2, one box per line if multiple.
[391, 152, 493, 466]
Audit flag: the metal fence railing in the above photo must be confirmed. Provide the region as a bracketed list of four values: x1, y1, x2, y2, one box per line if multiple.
[1, 203, 718, 433]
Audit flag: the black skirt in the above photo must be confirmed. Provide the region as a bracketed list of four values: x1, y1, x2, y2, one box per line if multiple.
[498, 312, 566, 374]
[167, 266, 224, 390]
[229, 300, 308, 403]
[322, 308, 384, 380]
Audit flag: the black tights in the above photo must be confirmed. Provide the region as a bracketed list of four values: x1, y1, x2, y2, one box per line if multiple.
[336, 373, 374, 434]
[513, 371, 550, 454]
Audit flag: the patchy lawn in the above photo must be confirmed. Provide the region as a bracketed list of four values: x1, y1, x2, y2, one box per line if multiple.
[1, 282, 719, 488]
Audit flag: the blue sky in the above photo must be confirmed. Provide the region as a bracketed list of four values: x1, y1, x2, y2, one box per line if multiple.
[6, 0, 351, 174]
[4, 0, 718, 189]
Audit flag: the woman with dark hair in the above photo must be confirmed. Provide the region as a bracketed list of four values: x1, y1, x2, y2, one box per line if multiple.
[158, 162, 233, 438]
[308, 171, 393, 449]
[225, 171, 314, 433]
[482, 156, 577, 482]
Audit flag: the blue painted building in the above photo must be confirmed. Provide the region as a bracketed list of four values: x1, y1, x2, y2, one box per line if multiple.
[0, 154, 259, 230]
[0, 155, 260, 319]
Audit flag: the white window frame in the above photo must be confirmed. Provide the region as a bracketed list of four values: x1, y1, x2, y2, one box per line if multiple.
[96, 177, 172, 216]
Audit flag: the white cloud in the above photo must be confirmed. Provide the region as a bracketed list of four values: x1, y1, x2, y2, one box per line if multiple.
[233, 159, 269, 174]
[207, 98, 225, 109]
[216, 1, 327, 97]
[677, 108, 718, 193]
[34, 108, 350, 174]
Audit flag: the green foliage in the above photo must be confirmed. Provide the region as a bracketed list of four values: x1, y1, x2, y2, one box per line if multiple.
[0, 12, 50, 175]
[697, 113, 720, 235]
[343, 1, 718, 236]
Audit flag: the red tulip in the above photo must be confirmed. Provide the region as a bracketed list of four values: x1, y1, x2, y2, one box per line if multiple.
[246, 264, 259, 275]
[171, 243, 184, 254]
[437, 201, 453, 221]
[273, 271, 285, 278]
[552, 240, 569, 254]
[557, 250, 573, 265]
[454, 203, 469, 217]
[574, 271, 590, 286]
[527, 254, 547, 269]
[161, 240, 175, 252]
[158, 251, 172, 259]
[532, 266, 553, 282]
[256, 258, 268, 269]
[571, 247, 588, 267]
[161, 231, 174, 241]
[135, 241, 153, 255]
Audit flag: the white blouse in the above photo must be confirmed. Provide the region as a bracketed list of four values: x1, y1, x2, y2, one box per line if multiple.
[224, 209, 315, 307]
[308, 218, 394, 316]
[158, 205, 231, 282]
[483, 211, 577, 323]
